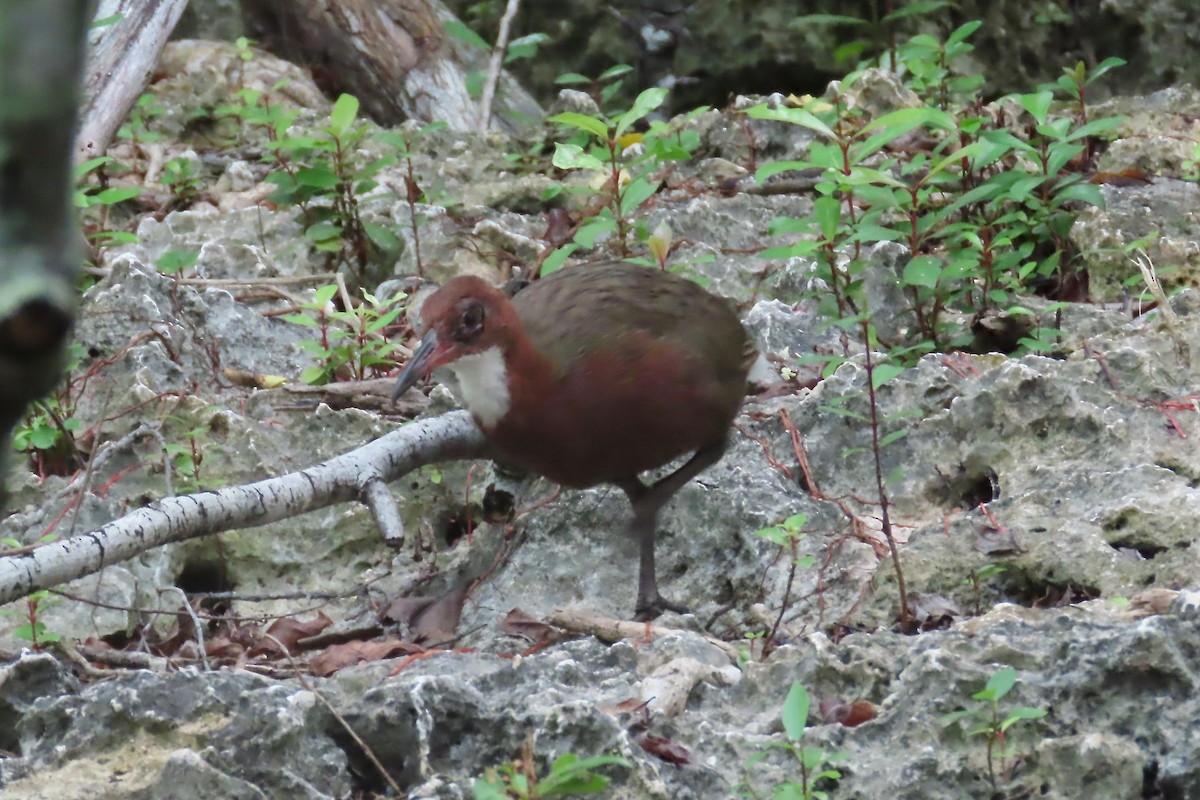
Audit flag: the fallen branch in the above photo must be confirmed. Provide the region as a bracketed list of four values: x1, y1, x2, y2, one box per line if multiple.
[0, 411, 487, 606]
[546, 607, 740, 663]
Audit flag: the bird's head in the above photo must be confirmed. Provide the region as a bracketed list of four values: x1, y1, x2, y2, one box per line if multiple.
[390, 276, 516, 410]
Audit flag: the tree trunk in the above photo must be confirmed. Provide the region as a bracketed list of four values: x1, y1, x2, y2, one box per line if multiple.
[75, 0, 192, 164]
[0, 2, 92, 510]
[243, 0, 542, 133]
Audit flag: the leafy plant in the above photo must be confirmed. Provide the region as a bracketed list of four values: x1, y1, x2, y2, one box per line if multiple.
[74, 155, 140, 259]
[750, 22, 1121, 358]
[473, 741, 629, 799]
[263, 93, 400, 276]
[555, 63, 636, 114]
[161, 155, 204, 206]
[11, 343, 86, 478]
[941, 666, 1047, 791]
[741, 24, 1124, 625]
[118, 91, 166, 149]
[965, 564, 1006, 615]
[285, 284, 407, 385]
[744, 682, 843, 799]
[162, 417, 211, 489]
[548, 87, 704, 266]
[1, 588, 61, 650]
[377, 121, 448, 277]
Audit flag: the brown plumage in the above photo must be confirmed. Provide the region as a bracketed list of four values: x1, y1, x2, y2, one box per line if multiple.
[393, 262, 754, 619]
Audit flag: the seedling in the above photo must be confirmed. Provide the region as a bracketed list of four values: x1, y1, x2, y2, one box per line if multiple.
[473, 733, 629, 799]
[744, 682, 843, 799]
[285, 284, 407, 385]
[547, 85, 704, 266]
[941, 666, 1047, 790]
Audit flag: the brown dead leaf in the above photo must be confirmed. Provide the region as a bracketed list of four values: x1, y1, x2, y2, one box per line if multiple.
[382, 578, 471, 646]
[202, 635, 246, 661]
[309, 639, 424, 677]
[258, 612, 334, 654]
[819, 697, 878, 728]
[498, 608, 558, 644]
[635, 732, 691, 765]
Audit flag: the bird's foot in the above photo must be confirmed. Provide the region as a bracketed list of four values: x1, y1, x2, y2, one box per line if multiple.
[633, 594, 688, 622]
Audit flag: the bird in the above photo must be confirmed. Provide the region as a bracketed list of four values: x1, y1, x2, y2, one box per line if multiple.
[391, 262, 754, 620]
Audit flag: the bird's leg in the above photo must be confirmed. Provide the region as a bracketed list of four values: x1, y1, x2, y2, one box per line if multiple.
[618, 437, 730, 621]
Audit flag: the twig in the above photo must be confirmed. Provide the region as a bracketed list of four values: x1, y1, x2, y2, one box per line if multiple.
[477, 0, 522, 134]
[361, 475, 405, 546]
[163, 586, 210, 672]
[546, 608, 739, 662]
[262, 633, 404, 796]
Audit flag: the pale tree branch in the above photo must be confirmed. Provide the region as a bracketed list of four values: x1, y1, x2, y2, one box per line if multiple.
[75, 0, 191, 164]
[477, 0, 522, 134]
[0, 411, 488, 605]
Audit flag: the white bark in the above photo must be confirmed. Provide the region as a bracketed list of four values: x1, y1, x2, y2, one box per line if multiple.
[74, 0, 190, 164]
[0, 411, 488, 605]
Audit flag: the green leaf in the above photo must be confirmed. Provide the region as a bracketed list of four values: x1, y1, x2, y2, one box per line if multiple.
[1066, 116, 1122, 141]
[74, 155, 114, 177]
[300, 366, 329, 385]
[548, 111, 610, 140]
[313, 284, 339, 306]
[93, 186, 141, 205]
[902, 255, 942, 288]
[443, 19, 489, 50]
[879, 428, 908, 447]
[28, 427, 59, 450]
[871, 362, 904, 389]
[471, 778, 508, 800]
[555, 71, 591, 85]
[505, 32, 550, 62]
[1001, 707, 1048, 731]
[789, 13, 869, 26]
[813, 196, 841, 241]
[616, 87, 668, 137]
[329, 94, 359, 136]
[541, 243, 579, 275]
[979, 666, 1017, 701]
[296, 165, 339, 188]
[280, 314, 318, 327]
[1016, 91, 1054, 124]
[755, 159, 820, 181]
[552, 142, 606, 171]
[1086, 56, 1126, 85]
[781, 682, 810, 741]
[363, 221, 402, 252]
[91, 12, 124, 28]
[619, 177, 659, 214]
[1051, 181, 1104, 208]
[574, 218, 617, 248]
[305, 222, 342, 245]
[945, 19, 983, 45]
[851, 107, 955, 162]
[598, 64, 633, 81]
[745, 103, 836, 140]
[156, 248, 199, 275]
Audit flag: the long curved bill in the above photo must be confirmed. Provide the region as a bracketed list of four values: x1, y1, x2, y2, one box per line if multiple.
[391, 330, 446, 402]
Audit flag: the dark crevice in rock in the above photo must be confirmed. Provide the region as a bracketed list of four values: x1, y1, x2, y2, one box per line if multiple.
[1002, 577, 1099, 608]
[929, 464, 1000, 509]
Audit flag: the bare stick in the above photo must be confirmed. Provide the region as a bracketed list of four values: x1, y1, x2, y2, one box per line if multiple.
[361, 476, 405, 546]
[546, 607, 739, 662]
[477, 0, 522, 134]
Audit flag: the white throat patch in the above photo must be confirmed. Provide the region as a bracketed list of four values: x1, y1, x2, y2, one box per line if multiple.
[447, 346, 511, 428]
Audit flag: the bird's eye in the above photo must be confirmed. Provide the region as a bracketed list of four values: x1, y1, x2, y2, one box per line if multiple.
[454, 300, 485, 342]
